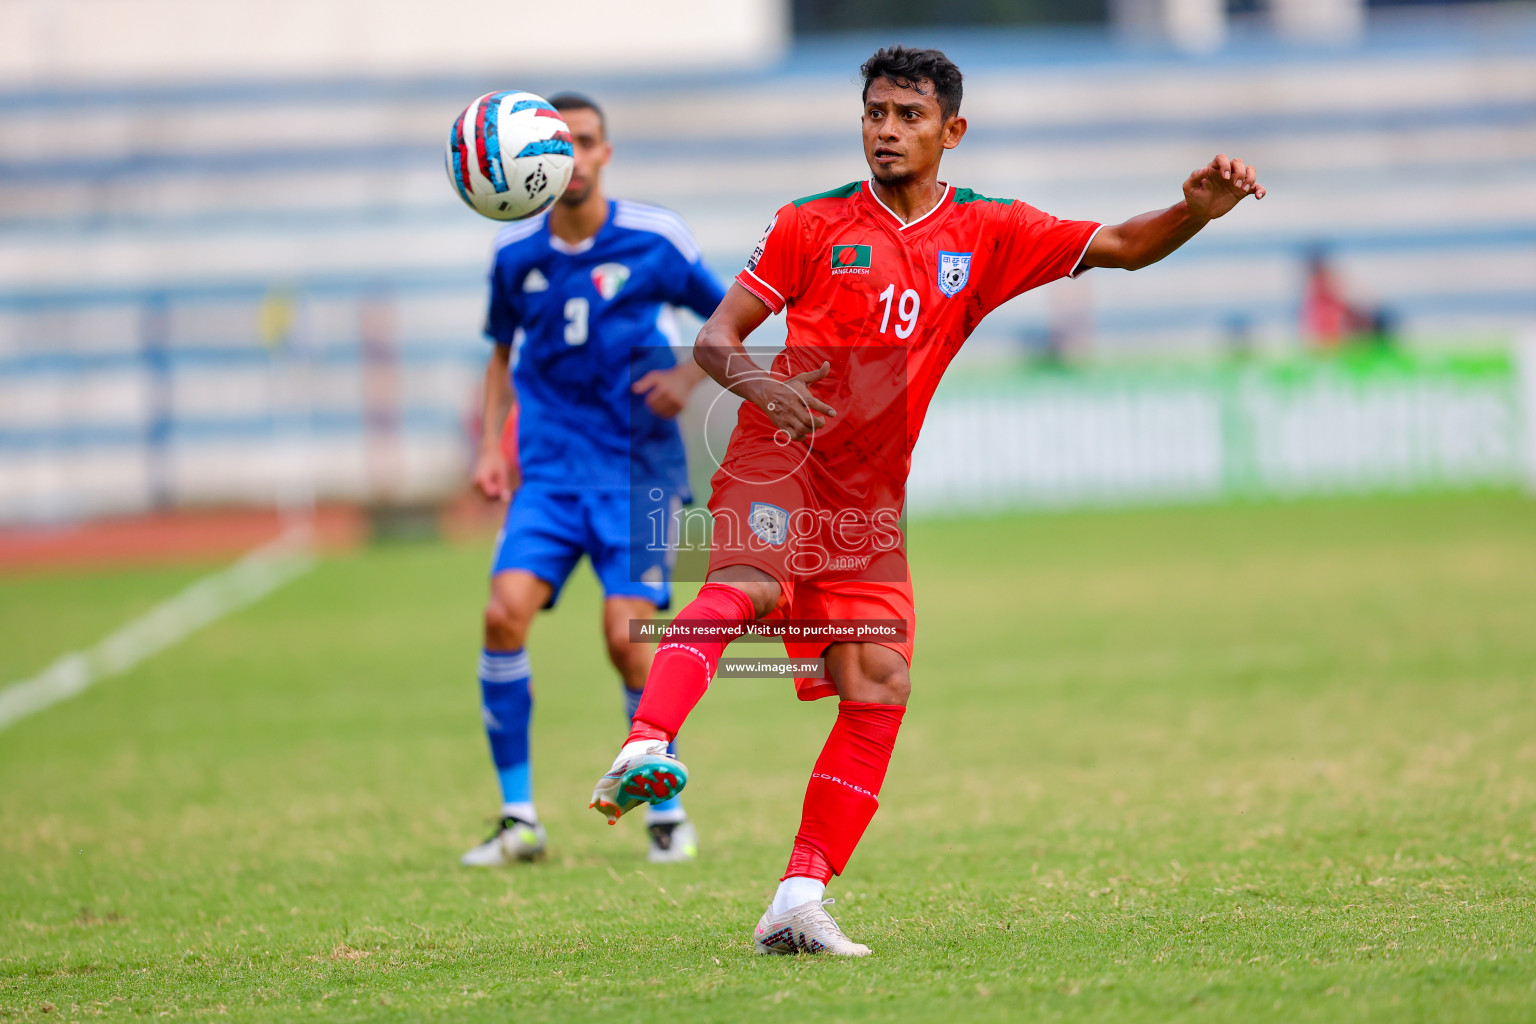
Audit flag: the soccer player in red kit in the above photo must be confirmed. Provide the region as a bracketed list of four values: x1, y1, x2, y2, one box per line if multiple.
[589, 45, 1267, 955]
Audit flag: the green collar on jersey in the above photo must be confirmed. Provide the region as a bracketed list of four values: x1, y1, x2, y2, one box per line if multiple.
[792, 181, 1013, 208]
[792, 181, 862, 207]
[951, 187, 1013, 205]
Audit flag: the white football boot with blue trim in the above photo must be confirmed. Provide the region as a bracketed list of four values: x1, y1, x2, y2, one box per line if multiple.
[589, 740, 689, 825]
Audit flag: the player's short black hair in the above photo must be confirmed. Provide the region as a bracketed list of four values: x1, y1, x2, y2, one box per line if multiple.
[548, 92, 606, 139]
[860, 46, 963, 121]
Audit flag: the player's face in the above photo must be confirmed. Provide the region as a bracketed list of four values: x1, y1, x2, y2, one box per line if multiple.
[559, 108, 611, 206]
[861, 77, 966, 187]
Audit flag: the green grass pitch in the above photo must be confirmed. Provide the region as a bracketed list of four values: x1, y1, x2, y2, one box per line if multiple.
[3, 492, 1536, 1022]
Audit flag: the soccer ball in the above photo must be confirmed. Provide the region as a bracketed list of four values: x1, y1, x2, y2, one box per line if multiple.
[446, 91, 574, 221]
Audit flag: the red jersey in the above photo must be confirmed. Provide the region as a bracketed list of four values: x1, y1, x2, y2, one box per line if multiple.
[727, 179, 1100, 514]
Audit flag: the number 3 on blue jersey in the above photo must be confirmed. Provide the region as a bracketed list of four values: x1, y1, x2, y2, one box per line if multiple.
[481, 199, 728, 499]
[564, 297, 588, 345]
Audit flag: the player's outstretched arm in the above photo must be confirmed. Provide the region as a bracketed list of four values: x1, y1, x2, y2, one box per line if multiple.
[1081, 153, 1266, 272]
[694, 284, 836, 443]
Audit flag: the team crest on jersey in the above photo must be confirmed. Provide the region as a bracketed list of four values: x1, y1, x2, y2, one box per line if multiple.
[749, 501, 789, 546]
[937, 250, 972, 297]
[522, 268, 549, 293]
[591, 262, 630, 300]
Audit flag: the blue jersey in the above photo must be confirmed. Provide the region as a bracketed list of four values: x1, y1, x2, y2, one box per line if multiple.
[483, 199, 726, 498]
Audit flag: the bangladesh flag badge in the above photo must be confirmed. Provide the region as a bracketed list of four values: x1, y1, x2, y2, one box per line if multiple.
[829, 243, 872, 274]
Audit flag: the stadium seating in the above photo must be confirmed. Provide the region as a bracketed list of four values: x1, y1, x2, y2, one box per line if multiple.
[2, 17, 1533, 520]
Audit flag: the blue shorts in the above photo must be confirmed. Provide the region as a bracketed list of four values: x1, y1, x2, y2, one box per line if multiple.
[491, 486, 680, 610]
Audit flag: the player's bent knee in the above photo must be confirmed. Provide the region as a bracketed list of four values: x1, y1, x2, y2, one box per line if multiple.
[484, 572, 549, 649]
[704, 566, 781, 619]
[835, 670, 910, 706]
[605, 631, 644, 672]
[828, 644, 912, 706]
[870, 669, 912, 706]
[483, 599, 531, 650]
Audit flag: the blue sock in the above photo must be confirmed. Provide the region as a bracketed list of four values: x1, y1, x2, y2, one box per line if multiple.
[625, 684, 684, 818]
[480, 648, 534, 819]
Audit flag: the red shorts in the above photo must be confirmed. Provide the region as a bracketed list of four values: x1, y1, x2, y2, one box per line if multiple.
[761, 575, 915, 701]
[706, 447, 914, 701]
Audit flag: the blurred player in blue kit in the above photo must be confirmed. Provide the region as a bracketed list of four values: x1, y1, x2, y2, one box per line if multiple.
[461, 93, 726, 866]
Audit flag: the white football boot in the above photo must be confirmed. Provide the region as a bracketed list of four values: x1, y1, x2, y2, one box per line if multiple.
[753, 899, 871, 957]
[646, 817, 699, 864]
[589, 740, 689, 825]
[459, 816, 547, 866]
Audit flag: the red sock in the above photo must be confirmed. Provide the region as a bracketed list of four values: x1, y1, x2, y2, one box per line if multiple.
[627, 583, 758, 744]
[782, 701, 906, 882]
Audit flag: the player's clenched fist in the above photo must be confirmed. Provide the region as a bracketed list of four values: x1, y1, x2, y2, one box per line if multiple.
[752, 360, 838, 443]
[472, 447, 515, 502]
[632, 365, 694, 419]
[1184, 153, 1266, 221]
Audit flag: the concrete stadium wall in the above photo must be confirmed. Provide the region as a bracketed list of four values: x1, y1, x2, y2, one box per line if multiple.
[3, 15, 1535, 521]
[0, 0, 788, 85]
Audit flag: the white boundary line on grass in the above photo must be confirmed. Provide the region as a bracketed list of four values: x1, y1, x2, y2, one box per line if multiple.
[0, 525, 317, 733]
